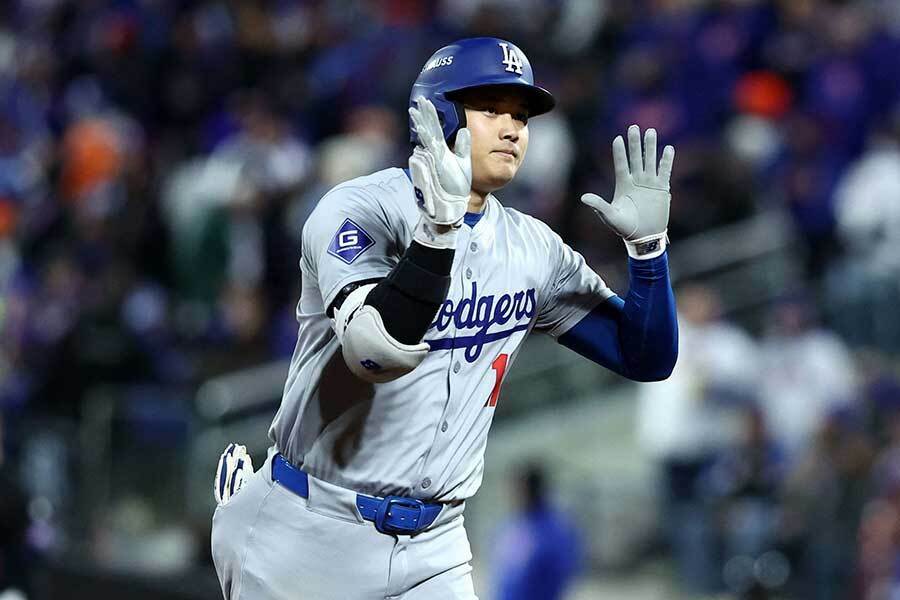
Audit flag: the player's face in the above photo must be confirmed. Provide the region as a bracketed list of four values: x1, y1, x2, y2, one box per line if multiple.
[457, 88, 530, 194]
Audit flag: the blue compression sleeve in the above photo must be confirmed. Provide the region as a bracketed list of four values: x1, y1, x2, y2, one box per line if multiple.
[558, 252, 678, 382]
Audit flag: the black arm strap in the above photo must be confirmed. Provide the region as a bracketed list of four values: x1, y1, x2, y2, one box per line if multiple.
[327, 278, 382, 319]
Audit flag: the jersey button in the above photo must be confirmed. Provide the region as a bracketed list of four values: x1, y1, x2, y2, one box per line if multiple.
[441, 421, 448, 432]
[465, 268, 472, 279]
[453, 361, 461, 373]
[470, 242, 478, 252]
[421, 478, 432, 489]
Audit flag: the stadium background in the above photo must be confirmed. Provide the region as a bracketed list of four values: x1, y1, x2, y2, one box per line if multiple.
[2, 0, 900, 598]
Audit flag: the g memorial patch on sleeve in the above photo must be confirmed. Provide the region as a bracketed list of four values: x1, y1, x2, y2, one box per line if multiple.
[327, 218, 375, 264]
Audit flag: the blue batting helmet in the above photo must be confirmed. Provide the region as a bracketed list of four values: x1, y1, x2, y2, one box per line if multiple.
[409, 37, 555, 146]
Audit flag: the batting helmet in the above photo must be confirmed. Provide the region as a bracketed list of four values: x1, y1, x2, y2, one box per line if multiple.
[409, 37, 555, 146]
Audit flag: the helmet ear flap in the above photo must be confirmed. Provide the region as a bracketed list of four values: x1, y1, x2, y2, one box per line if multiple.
[447, 99, 467, 149]
[410, 96, 468, 148]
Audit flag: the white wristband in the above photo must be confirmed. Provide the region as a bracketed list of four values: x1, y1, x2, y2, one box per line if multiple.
[624, 231, 668, 260]
[413, 218, 459, 250]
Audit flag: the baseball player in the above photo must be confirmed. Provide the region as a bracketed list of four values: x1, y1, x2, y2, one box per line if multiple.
[211, 37, 678, 600]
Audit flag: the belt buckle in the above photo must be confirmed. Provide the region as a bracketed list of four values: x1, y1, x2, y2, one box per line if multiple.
[374, 495, 425, 535]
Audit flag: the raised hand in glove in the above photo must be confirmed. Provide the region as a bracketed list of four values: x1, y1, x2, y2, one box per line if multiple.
[408, 96, 472, 249]
[582, 124, 675, 259]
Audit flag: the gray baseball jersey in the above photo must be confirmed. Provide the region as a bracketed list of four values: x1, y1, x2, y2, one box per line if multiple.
[269, 166, 614, 502]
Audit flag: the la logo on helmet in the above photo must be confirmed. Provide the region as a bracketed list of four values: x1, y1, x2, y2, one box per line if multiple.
[498, 43, 523, 74]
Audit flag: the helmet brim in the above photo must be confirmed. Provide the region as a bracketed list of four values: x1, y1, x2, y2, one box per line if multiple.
[446, 82, 556, 119]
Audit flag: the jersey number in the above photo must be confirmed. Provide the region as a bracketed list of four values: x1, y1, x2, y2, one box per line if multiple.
[485, 353, 509, 408]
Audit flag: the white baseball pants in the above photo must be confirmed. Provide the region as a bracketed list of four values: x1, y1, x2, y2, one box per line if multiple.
[211, 451, 478, 600]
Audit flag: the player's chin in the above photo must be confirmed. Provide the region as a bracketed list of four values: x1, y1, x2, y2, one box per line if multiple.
[480, 173, 515, 192]
[485, 159, 519, 187]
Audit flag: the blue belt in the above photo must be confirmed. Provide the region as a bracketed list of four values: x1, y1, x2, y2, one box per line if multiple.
[271, 454, 443, 535]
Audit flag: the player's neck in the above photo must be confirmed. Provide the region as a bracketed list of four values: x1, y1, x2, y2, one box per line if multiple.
[468, 190, 488, 214]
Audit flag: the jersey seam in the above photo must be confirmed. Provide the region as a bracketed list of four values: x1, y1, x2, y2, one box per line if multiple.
[332, 171, 403, 228]
[535, 234, 560, 321]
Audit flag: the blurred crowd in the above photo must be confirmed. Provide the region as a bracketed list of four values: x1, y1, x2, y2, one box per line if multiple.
[1, 0, 900, 597]
[639, 284, 900, 599]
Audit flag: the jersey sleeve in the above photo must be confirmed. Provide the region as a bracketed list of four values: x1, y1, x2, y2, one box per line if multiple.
[534, 228, 617, 338]
[301, 184, 405, 310]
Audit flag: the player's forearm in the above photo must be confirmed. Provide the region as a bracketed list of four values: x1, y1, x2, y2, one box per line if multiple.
[559, 252, 677, 381]
[617, 252, 678, 380]
[364, 241, 454, 344]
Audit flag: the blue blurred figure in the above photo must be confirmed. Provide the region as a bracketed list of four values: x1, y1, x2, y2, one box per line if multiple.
[492, 462, 583, 600]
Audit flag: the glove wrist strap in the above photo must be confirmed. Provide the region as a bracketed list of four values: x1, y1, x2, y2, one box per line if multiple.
[625, 231, 668, 260]
[413, 218, 460, 250]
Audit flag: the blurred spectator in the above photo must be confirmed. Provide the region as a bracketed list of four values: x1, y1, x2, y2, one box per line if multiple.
[281, 102, 400, 255]
[501, 109, 576, 223]
[491, 462, 583, 600]
[161, 154, 244, 309]
[59, 116, 124, 204]
[857, 495, 900, 600]
[775, 112, 846, 278]
[637, 284, 759, 594]
[825, 108, 900, 354]
[703, 406, 788, 598]
[780, 407, 874, 600]
[213, 91, 312, 199]
[757, 294, 858, 464]
[725, 69, 790, 181]
[859, 371, 900, 599]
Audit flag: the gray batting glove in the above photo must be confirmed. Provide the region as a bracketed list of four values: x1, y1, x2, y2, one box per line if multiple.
[408, 96, 472, 249]
[582, 124, 675, 259]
